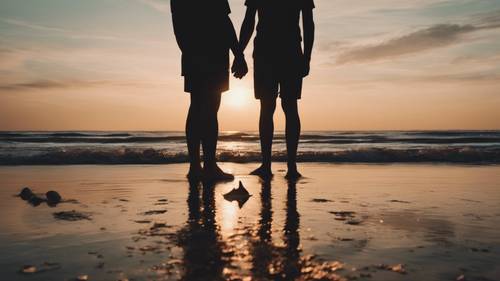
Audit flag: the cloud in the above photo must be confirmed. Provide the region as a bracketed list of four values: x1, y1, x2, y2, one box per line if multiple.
[138, 0, 170, 13]
[0, 18, 67, 33]
[0, 17, 136, 42]
[0, 79, 169, 92]
[335, 10, 500, 64]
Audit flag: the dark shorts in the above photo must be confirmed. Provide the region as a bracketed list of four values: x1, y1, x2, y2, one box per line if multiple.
[253, 59, 303, 100]
[184, 72, 229, 94]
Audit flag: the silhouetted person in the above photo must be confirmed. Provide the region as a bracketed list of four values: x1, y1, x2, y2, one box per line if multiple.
[171, 0, 248, 182]
[238, 0, 315, 180]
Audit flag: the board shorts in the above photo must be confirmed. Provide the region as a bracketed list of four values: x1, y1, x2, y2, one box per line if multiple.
[254, 59, 303, 100]
[184, 72, 229, 94]
[253, 46, 305, 100]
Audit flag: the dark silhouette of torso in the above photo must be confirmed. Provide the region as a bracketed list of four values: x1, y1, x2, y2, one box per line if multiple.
[171, 0, 232, 77]
[247, 0, 313, 58]
[245, 0, 314, 76]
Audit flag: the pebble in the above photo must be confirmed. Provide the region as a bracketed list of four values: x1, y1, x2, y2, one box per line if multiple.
[19, 187, 34, 200]
[46, 190, 62, 205]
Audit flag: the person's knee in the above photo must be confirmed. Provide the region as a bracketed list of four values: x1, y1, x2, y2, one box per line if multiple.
[281, 98, 298, 115]
[260, 98, 277, 115]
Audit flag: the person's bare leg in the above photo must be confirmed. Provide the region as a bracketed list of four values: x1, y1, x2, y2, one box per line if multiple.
[201, 91, 234, 182]
[281, 98, 301, 180]
[186, 93, 203, 179]
[250, 97, 276, 179]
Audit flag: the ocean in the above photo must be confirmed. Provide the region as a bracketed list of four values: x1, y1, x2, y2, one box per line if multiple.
[0, 131, 499, 165]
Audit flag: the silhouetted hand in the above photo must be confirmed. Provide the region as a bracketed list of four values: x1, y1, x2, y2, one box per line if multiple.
[302, 57, 311, 77]
[232, 55, 248, 79]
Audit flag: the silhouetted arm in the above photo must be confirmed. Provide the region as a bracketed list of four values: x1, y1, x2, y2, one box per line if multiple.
[227, 13, 248, 79]
[302, 8, 315, 76]
[225, 16, 243, 58]
[172, 12, 189, 52]
[239, 7, 257, 54]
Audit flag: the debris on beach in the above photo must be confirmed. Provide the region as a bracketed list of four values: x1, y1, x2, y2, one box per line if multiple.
[388, 199, 411, 204]
[53, 210, 92, 221]
[19, 262, 61, 274]
[311, 198, 333, 203]
[28, 195, 45, 206]
[19, 187, 34, 200]
[329, 211, 356, 221]
[346, 219, 363, 225]
[134, 220, 152, 224]
[151, 222, 170, 230]
[18, 187, 65, 207]
[223, 181, 251, 208]
[377, 263, 407, 274]
[20, 265, 37, 274]
[76, 274, 89, 281]
[141, 210, 167, 215]
[46, 190, 62, 206]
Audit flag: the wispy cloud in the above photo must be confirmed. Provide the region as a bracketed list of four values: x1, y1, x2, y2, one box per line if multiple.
[0, 79, 169, 92]
[0, 18, 67, 33]
[0, 17, 141, 42]
[138, 0, 170, 13]
[335, 10, 500, 64]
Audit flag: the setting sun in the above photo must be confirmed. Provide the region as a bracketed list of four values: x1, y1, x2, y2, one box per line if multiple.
[223, 86, 253, 108]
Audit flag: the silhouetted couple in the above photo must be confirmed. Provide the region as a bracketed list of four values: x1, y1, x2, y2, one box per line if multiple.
[171, 0, 315, 182]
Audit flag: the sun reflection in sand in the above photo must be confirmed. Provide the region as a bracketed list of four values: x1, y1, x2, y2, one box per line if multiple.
[219, 196, 239, 233]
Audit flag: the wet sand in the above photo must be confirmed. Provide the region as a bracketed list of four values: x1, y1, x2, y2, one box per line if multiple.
[0, 163, 499, 281]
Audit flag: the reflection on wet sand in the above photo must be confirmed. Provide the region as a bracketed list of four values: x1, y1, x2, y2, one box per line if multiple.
[1, 164, 499, 281]
[175, 179, 350, 281]
[177, 180, 228, 281]
[249, 180, 302, 280]
[177, 179, 304, 280]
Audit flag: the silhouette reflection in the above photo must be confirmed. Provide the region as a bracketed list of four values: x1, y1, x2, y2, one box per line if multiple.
[251, 179, 274, 279]
[177, 180, 227, 281]
[283, 181, 301, 280]
[177, 180, 302, 280]
[249, 180, 302, 280]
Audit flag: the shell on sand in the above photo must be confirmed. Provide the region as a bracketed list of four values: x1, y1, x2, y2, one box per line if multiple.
[223, 181, 252, 208]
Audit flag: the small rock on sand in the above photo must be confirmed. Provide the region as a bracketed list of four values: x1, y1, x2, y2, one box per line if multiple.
[19, 187, 34, 200]
[46, 191, 62, 205]
[28, 195, 45, 206]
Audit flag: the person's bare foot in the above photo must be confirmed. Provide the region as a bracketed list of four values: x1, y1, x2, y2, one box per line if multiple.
[250, 165, 273, 179]
[203, 165, 234, 183]
[186, 165, 203, 180]
[285, 169, 302, 181]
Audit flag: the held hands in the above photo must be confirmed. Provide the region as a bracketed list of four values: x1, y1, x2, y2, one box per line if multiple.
[302, 56, 311, 77]
[231, 54, 248, 79]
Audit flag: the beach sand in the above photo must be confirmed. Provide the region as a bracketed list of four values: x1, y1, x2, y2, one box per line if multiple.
[0, 163, 499, 281]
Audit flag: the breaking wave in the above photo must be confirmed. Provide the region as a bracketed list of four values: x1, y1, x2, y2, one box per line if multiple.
[1, 147, 499, 165]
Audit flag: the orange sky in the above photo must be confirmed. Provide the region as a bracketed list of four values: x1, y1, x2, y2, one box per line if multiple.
[1, 0, 499, 131]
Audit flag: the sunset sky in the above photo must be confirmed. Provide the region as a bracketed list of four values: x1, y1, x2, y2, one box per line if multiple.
[1, 0, 499, 131]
